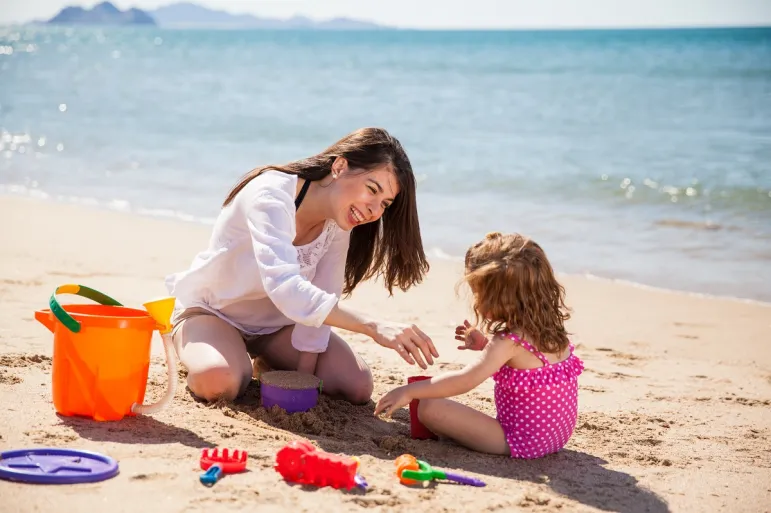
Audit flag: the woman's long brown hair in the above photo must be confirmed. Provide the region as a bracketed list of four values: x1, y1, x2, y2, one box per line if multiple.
[223, 127, 429, 296]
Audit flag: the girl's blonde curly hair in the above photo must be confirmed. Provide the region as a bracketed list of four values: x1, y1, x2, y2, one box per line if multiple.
[462, 232, 571, 354]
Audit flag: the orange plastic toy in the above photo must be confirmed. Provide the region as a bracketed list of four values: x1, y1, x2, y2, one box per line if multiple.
[35, 284, 176, 422]
[394, 454, 420, 485]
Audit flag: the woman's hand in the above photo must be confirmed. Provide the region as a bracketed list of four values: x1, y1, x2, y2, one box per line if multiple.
[373, 321, 439, 369]
[374, 385, 413, 417]
[455, 320, 488, 351]
[322, 304, 438, 368]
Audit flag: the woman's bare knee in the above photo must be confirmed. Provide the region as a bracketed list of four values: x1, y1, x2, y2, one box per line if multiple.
[341, 367, 374, 404]
[318, 364, 373, 404]
[316, 333, 374, 404]
[187, 365, 250, 402]
[174, 314, 252, 402]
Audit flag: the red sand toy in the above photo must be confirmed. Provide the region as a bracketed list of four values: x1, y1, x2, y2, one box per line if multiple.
[274, 440, 367, 490]
[408, 376, 439, 440]
[199, 448, 247, 486]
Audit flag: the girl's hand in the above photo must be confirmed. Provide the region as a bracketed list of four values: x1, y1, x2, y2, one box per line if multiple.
[374, 385, 413, 417]
[455, 320, 488, 351]
[373, 321, 439, 369]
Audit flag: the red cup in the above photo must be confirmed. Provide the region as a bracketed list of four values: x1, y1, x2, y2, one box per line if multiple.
[408, 376, 439, 440]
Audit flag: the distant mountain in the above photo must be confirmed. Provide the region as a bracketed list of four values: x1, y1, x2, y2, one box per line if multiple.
[42, 1, 384, 29]
[150, 2, 385, 29]
[47, 2, 155, 25]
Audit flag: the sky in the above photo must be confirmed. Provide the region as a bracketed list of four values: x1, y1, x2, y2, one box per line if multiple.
[2, 0, 771, 29]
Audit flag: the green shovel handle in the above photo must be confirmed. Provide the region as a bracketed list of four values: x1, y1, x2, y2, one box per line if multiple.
[400, 460, 443, 481]
[50, 284, 122, 333]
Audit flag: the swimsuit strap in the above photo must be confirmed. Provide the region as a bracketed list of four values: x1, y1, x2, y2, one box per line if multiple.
[507, 333, 550, 366]
[294, 179, 311, 209]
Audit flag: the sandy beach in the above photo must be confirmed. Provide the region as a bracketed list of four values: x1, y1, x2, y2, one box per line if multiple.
[0, 195, 769, 513]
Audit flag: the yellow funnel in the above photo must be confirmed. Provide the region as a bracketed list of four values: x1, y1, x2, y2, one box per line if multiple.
[143, 296, 176, 335]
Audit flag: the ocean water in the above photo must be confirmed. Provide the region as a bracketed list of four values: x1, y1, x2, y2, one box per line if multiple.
[1, 26, 770, 301]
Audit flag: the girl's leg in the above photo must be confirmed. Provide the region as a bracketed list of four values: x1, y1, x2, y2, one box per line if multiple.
[418, 398, 510, 456]
[173, 315, 253, 402]
[255, 326, 374, 404]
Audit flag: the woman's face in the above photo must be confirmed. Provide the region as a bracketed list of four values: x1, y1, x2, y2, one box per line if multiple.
[331, 159, 400, 231]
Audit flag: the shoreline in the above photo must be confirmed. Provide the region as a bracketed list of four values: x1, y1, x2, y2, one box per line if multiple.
[3, 189, 769, 308]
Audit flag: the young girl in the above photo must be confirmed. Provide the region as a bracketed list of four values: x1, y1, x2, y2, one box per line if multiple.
[375, 232, 584, 459]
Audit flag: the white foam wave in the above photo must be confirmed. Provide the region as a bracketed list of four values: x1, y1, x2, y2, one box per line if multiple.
[0, 183, 216, 226]
[576, 272, 771, 307]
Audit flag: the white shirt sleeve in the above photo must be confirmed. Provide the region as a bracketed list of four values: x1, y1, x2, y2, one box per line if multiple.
[291, 227, 350, 353]
[239, 175, 340, 329]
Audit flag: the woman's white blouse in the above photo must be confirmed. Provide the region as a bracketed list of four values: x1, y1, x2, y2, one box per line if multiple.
[165, 170, 350, 353]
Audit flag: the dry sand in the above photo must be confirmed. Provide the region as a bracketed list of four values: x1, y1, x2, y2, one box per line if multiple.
[0, 195, 769, 512]
[260, 371, 321, 390]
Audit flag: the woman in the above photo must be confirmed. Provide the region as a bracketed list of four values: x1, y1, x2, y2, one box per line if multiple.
[166, 127, 438, 404]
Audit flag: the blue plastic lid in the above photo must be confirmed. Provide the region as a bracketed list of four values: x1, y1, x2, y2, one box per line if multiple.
[0, 448, 119, 484]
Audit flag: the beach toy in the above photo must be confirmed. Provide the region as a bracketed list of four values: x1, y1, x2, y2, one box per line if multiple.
[260, 371, 322, 413]
[275, 440, 367, 490]
[199, 448, 247, 487]
[395, 454, 486, 487]
[407, 375, 439, 440]
[34, 284, 178, 421]
[0, 448, 119, 484]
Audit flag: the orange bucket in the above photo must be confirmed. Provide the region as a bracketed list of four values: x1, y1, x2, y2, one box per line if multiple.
[35, 285, 163, 421]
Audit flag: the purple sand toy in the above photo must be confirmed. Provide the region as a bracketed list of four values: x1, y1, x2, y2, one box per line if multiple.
[0, 448, 119, 484]
[259, 371, 321, 413]
[354, 474, 368, 489]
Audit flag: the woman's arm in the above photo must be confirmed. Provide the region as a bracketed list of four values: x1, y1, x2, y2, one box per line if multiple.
[290, 227, 348, 353]
[245, 184, 340, 329]
[291, 227, 350, 374]
[323, 303, 439, 369]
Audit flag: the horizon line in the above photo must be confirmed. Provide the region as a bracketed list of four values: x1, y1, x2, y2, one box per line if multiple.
[4, 21, 771, 31]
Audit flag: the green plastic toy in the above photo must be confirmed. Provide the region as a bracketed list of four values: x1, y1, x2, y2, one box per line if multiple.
[396, 454, 486, 487]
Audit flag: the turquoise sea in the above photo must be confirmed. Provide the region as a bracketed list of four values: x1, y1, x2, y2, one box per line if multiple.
[1, 26, 770, 300]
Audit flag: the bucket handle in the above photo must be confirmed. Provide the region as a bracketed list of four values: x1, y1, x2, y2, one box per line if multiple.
[50, 284, 123, 333]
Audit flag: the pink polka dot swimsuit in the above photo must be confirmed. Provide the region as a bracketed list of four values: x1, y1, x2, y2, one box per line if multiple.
[493, 334, 584, 459]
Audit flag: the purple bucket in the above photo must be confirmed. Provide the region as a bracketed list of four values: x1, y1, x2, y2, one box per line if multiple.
[259, 371, 320, 413]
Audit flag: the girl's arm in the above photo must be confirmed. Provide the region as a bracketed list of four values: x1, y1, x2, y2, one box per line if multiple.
[410, 336, 515, 398]
[375, 336, 516, 417]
